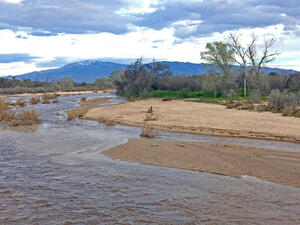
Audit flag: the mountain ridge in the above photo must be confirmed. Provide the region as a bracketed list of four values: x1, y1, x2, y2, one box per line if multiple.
[5, 60, 299, 83]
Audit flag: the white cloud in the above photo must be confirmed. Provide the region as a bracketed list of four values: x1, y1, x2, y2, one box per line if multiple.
[0, 0, 22, 4]
[0, 23, 300, 76]
[0, 62, 53, 76]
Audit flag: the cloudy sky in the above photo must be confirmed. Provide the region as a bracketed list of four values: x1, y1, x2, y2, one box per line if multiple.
[0, 0, 300, 76]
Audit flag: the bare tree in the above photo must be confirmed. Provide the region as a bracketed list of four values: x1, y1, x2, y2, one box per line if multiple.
[227, 33, 250, 97]
[247, 34, 280, 75]
[228, 33, 280, 96]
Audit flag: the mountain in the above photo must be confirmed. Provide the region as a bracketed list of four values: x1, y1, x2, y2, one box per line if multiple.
[8, 61, 127, 83]
[8, 60, 300, 83]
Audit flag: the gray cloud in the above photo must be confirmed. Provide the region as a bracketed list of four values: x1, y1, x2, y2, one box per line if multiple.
[0, 53, 38, 63]
[137, 0, 300, 38]
[0, 0, 135, 35]
[0, 0, 299, 39]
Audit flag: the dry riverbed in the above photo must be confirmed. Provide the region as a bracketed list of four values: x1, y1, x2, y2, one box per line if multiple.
[84, 98, 300, 143]
[104, 138, 300, 188]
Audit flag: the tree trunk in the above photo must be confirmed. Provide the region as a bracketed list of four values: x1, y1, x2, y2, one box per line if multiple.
[243, 76, 247, 97]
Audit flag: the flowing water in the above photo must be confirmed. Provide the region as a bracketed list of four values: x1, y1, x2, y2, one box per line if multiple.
[1, 93, 300, 225]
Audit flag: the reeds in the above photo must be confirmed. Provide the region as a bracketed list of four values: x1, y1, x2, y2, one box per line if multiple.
[67, 108, 88, 121]
[29, 96, 40, 104]
[42, 93, 58, 104]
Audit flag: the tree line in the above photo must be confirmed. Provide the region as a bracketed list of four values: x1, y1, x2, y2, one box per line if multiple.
[112, 33, 299, 102]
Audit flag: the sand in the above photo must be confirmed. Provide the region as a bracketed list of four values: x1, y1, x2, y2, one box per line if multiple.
[104, 138, 300, 188]
[78, 97, 112, 107]
[84, 98, 300, 143]
[1, 89, 115, 98]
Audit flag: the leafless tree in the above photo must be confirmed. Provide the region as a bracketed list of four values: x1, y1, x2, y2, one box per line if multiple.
[227, 33, 250, 96]
[228, 33, 280, 96]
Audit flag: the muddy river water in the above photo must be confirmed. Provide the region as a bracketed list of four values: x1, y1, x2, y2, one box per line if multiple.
[1, 93, 300, 224]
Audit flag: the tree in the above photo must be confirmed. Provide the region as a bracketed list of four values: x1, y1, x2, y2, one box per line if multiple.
[116, 58, 172, 97]
[228, 33, 280, 96]
[59, 77, 74, 91]
[247, 35, 280, 76]
[201, 41, 235, 76]
[94, 77, 110, 89]
[202, 72, 221, 98]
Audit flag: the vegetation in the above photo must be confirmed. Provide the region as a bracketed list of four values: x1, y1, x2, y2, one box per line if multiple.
[109, 33, 299, 119]
[0, 76, 112, 95]
[29, 96, 40, 104]
[67, 108, 88, 121]
[0, 99, 40, 127]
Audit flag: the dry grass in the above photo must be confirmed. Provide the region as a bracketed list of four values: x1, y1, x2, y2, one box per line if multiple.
[0, 98, 11, 123]
[140, 126, 155, 138]
[144, 112, 158, 121]
[0, 98, 9, 111]
[162, 96, 172, 101]
[16, 110, 40, 126]
[42, 93, 58, 104]
[67, 108, 88, 121]
[29, 96, 40, 104]
[227, 100, 300, 118]
[97, 116, 117, 126]
[15, 98, 27, 107]
[282, 105, 299, 117]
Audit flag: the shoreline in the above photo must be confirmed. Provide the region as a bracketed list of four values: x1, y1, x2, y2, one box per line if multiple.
[83, 98, 300, 143]
[104, 138, 300, 188]
[0, 89, 115, 98]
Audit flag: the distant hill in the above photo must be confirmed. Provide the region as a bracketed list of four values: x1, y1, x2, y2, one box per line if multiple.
[7, 60, 299, 83]
[7, 61, 126, 83]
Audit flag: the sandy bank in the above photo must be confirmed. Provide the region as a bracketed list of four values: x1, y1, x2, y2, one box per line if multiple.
[1, 89, 115, 98]
[104, 138, 300, 188]
[78, 97, 113, 108]
[84, 98, 300, 143]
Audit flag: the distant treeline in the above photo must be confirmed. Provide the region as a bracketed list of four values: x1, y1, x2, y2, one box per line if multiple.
[0, 76, 112, 94]
[112, 58, 300, 100]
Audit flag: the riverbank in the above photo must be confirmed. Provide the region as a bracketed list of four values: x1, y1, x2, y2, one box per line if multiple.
[84, 98, 300, 143]
[0, 89, 115, 98]
[104, 138, 300, 188]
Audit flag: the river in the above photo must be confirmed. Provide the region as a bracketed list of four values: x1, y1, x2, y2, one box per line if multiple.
[1, 93, 300, 224]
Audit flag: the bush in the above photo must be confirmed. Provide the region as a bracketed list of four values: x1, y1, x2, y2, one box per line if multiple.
[0, 98, 9, 112]
[179, 88, 191, 98]
[162, 96, 172, 101]
[144, 112, 158, 121]
[282, 105, 299, 117]
[29, 97, 40, 104]
[42, 93, 58, 104]
[17, 110, 40, 126]
[67, 108, 88, 121]
[140, 126, 155, 138]
[248, 90, 262, 103]
[15, 98, 27, 107]
[268, 89, 299, 112]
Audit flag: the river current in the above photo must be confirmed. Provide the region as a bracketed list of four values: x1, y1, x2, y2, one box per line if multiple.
[1, 93, 300, 225]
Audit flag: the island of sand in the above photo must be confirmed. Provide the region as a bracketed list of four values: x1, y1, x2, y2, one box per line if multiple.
[72, 97, 300, 187]
[104, 138, 300, 188]
[84, 98, 300, 143]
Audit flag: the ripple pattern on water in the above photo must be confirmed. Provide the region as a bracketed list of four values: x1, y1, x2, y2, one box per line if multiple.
[1, 93, 300, 225]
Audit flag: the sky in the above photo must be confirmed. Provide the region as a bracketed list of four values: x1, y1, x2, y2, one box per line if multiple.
[0, 0, 300, 76]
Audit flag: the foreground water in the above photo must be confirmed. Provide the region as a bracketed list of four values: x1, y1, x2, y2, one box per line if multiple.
[1, 93, 300, 225]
